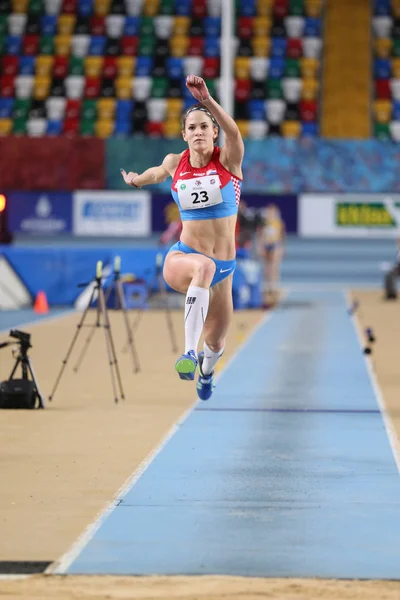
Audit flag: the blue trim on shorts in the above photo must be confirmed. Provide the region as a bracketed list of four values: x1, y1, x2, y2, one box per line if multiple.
[168, 241, 236, 288]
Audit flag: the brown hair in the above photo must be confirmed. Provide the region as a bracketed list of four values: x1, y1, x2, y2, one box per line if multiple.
[181, 103, 220, 137]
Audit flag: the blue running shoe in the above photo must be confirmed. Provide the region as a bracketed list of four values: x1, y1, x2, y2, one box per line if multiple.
[196, 352, 215, 401]
[175, 350, 198, 381]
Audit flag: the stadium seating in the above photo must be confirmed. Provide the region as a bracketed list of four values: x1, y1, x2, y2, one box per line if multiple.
[0, 0, 323, 138]
[373, 0, 400, 140]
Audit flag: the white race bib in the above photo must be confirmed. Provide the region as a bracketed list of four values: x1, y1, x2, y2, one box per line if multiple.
[177, 175, 223, 210]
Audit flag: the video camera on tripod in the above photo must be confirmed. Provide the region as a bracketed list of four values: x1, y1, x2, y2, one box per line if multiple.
[0, 329, 44, 409]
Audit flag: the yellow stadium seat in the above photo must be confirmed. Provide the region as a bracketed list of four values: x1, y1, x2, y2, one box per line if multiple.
[36, 55, 53, 76]
[301, 57, 319, 78]
[163, 119, 181, 138]
[97, 98, 116, 119]
[58, 14, 76, 35]
[85, 56, 104, 77]
[375, 38, 392, 59]
[236, 120, 249, 138]
[256, 0, 273, 17]
[392, 58, 400, 78]
[235, 57, 250, 80]
[166, 98, 183, 120]
[94, 0, 111, 16]
[374, 99, 392, 124]
[54, 35, 71, 56]
[12, 0, 28, 12]
[117, 56, 135, 77]
[95, 118, 114, 138]
[33, 75, 51, 100]
[169, 35, 189, 58]
[251, 37, 271, 57]
[392, 0, 400, 18]
[115, 76, 133, 99]
[282, 121, 301, 138]
[0, 119, 13, 136]
[306, 0, 322, 17]
[302, 77, 319, 100]
[173, 17, 190, 36]
[253, 16, 271, 37]
[143, 0, 160, 16]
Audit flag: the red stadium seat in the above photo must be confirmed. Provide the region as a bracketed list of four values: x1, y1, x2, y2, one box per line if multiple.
[202, 57, 219, 78]
[237, 17, 254, 39]
[1, 56, 19, 76]
[0, 75, 15, 98]
[62, 0, 78, 14]
[53, 56, 68, 78]
[63, 116, 79, 136]
[120, 36, 139, 56]
[375, 78, 391, 99]
[145, 121, 163, 137]
[188, 37, 204, 56]
[192, 0, 207, 18]
[90, 16, 106, 36]
[22, 35, 40, 56]
[299, 98, 317, 121]
[235, 79, 251, 102]
[84, 76, 101, 98]
[287, 38, 303, 59]
[103, 57, 117, 79]
[65, 99, 82, 119]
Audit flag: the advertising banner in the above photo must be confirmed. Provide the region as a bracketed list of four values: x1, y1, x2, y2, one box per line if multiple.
[7, 192, 72, 235]
[73, 190, 151, 237]
[300, 194, 400, 237]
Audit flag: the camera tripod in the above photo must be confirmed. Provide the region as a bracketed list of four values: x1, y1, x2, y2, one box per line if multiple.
[0, 331, 45, 409]
[48, 261, 126, 404]
[122, 252, 178, 355]
[74, 256, 141, 374]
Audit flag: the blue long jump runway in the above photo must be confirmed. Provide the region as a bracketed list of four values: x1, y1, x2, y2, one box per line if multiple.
[60, 291, 400, 579]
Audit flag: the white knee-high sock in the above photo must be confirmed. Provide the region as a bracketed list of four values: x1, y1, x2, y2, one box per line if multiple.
[202, 341, 224, 375]
[184, 285, 209, 355]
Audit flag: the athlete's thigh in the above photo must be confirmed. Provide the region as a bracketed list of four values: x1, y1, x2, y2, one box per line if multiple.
[163, 251, 214, 293]
[203, 275, 234, 346]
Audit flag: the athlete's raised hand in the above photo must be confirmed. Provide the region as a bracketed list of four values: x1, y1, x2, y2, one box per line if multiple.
[120, 168, 140, 187]
[185, 75, 210, 102]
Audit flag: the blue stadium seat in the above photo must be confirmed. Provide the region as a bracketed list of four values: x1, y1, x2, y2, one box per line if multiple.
[304, 17, 322, 37]
[78, 0, 93, 16]
[166, 57, 183, 79]
[114, 120, 132, 135]
[392, 100, 400, 120]
[124, 16, 140, 36]
[6, 35, 22, 55]
[374, 57, 391, 79]
[40, 15, 57, 36]
[269, 57, 286, 78]
[0, 98, 14, 118]
[116, 99, 133, 119]
[302, 122, 318, 136]
[47, 120, 63, 135]
[270, 37, 287, 58]
[136, 56, 153, 76]
[248, 99, 265, 120]
[19, 56, 35, 74]
[175, 0, 191, 16]
[204, 36, 220, 57]
[89, 36, 106, 56]
[203, 17, 221, 37]
[374, 0, 390, 16]
[239, 0, 257, 17]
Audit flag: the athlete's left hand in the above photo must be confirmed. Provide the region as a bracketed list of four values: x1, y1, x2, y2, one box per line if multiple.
[185, 75, 210, 102]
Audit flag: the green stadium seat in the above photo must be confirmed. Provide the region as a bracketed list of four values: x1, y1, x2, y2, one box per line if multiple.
[285, 58, 301, 77]
[39, 34, 54, 54]
[374, 121, 391, 139]
[290, 0, 305, 16]
[13, 115, 28, 133]
[266, 78, 283, 99]
[69, 56, 85, 75]
[139, 33, 155, 56]
[151, 76, 168, 98]
[82, 98, 97, 119]
[80, 117, 96, 135]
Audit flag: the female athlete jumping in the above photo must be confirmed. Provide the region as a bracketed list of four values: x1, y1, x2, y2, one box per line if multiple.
[121, 75, 244, 401]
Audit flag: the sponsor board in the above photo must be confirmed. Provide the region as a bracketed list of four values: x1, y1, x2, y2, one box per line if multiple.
[300, 194, 400, 237]
[73, 191, 151, 237]
[7, 192, 72, 235]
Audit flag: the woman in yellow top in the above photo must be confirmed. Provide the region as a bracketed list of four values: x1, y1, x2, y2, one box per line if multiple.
[257, 203, 285, 307]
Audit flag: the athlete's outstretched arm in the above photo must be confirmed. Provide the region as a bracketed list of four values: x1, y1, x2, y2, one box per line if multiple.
[121, 153, 178, 188]
[185, 75, 244, 167]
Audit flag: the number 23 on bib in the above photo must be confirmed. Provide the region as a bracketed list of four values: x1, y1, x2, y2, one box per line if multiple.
[177, 175, 223, 211]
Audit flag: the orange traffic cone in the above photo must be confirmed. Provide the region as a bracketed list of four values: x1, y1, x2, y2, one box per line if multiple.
[34, 290, 49, 314]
